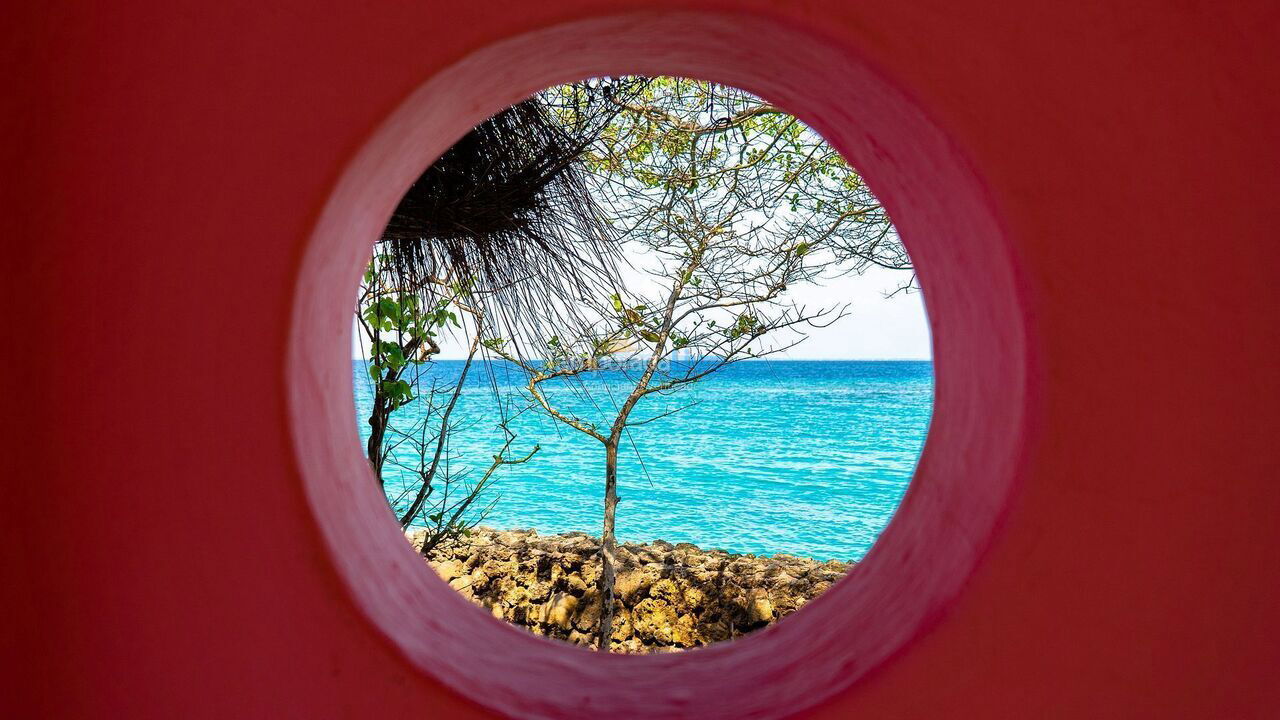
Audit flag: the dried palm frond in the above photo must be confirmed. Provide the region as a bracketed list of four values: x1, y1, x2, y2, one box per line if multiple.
[377, 78, 648, 347]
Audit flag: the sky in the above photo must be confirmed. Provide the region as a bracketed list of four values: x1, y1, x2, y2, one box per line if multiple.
[353, 82, 934, 362]
[351, 260, 931, 361]
[764, 264, 931, 360]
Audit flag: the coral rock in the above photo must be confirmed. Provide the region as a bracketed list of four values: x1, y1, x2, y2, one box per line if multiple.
[412, 528, 851, 653]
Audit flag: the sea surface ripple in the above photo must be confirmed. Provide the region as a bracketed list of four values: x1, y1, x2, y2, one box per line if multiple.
[353, 359, 933, 562]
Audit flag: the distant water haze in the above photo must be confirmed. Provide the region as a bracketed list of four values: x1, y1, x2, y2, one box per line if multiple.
[355, 359, 933, 561]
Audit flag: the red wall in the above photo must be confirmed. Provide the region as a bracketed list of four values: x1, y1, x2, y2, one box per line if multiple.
[3, 2, 1278, 718]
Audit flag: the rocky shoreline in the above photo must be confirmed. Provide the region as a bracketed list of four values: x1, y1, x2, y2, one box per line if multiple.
[409, 527, 852, 653]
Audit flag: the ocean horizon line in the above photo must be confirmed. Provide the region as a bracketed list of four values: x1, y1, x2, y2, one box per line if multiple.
[351, 355, 934, 362]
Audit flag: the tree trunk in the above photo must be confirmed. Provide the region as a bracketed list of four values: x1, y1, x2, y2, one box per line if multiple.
[366, 395, 391, 485]
[364, 336, 424, 488]
[597, 439, 620, 650]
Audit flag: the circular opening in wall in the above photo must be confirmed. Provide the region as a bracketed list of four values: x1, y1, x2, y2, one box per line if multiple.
[290, 12, 1024, 718]
[351, 77, 933, 654]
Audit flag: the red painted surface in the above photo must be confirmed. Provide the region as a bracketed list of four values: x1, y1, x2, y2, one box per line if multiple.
[3, 2, 1278, 718]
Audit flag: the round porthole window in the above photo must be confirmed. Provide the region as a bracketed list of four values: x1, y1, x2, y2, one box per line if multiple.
[290, 11, 1027, 719]
[352, 75, 933, 655]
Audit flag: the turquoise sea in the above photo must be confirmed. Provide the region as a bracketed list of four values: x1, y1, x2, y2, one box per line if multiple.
[353, 359, 932, 562]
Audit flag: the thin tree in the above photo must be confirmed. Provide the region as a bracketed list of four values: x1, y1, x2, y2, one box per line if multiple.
[492, 78, 911, 649]
[356, 253, 539, 555]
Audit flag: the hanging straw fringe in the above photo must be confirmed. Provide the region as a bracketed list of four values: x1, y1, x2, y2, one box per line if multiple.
[378, 79, 648, 346]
